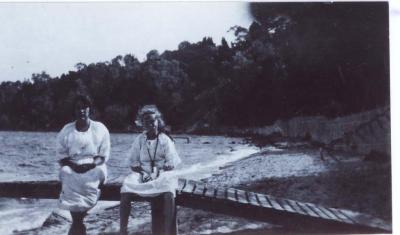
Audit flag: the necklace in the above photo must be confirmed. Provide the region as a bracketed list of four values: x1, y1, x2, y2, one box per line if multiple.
[146, 134, 159, 173]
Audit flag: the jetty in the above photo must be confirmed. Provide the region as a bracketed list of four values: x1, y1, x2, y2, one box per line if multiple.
[0, 179, 391, 234]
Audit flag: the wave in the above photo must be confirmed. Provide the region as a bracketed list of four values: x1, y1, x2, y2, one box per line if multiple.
[172, 145, 259, 180]
[0, 207, 53, 234]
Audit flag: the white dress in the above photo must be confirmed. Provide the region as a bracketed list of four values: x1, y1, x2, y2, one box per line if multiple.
[121, 132, 181, 197]
[56, 119, 110, 212]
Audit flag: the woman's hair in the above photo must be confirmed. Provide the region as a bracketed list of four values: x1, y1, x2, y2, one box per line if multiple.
[135, 105, 166, 131]
[74, 94, 92, 108]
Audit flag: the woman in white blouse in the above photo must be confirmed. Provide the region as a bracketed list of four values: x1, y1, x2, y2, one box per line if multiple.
[57, 95, 110, 235]
[120, 105, 181, 235]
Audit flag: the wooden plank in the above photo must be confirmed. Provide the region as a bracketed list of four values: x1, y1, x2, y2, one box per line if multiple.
[256, 193, 273, 208]
[285, 200, 307, 215]
[305, 203, 331, 220]
[295, 202, 319, 217]
[0, 181, 60, 199]
[0, 181, 123, 201]
[276, 198, 296, 213]
[215, 188, 226, 200]
[265, 195, 284, 211]
[204, 186, 216, 198]
[182, 180, 196, 194]
[328, 208, 355, 224]
[227, 188, 236, 202]
[193, 183, 205, 196]
[317, 205, 342, 221]
[177, 179, 186, 193]
[236, 189, 249, 204]
[247, 192, 259, 206]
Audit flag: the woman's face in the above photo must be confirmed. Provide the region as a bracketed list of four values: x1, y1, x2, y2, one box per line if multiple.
[75, 102, 90, 121]
[143, 113, 158, 134]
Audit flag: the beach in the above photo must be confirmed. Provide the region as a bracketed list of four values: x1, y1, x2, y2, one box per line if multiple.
[180, 144, 391, 234]
[10, 138, 391, 235]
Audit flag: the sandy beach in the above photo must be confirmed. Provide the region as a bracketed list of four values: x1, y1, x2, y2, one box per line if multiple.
[176, 143, 391, 234]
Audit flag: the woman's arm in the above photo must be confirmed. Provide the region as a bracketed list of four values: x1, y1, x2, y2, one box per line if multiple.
[96, 124, 111, 163]
[128, 135, 142, 171]
[58, 157, 96, 174]
[58, 157, 74, 167]
[56, 127, 70, 165]
[163, 135, 181, 171]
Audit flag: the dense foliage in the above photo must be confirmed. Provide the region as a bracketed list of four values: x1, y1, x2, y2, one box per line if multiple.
[0, 2, 389, 132]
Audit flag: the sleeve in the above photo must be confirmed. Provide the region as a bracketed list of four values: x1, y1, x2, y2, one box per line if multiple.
[98, 126, 111, 162]
[127, 135, 142, 168]
[164, 137, 181, 167]
[56, 126, 69, 161]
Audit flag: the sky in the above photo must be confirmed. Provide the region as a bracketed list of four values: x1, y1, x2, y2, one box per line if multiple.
[0, 2, 253, 82]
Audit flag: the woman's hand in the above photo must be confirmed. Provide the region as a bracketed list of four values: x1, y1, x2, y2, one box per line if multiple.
[74, 163, 96, 174]
[141, 171, 152, 183]
[93, 156, 105, 165]
[131, 165, 143, 173]
[163, 164, 174, 171]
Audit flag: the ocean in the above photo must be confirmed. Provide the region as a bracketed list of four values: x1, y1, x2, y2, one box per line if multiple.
[0, 131, 259, 234]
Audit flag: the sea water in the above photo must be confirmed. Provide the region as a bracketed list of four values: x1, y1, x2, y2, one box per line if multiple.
[0, 131, 258, 234]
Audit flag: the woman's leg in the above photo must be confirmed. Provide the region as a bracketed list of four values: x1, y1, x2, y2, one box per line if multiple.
[151, 192, 177, 235]
[120, 193, 133, 234]
[68, 211, 87, 235]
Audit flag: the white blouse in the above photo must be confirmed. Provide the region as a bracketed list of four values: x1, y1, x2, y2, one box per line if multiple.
[121, 132, 181, 196]
[56, 119, 111, 164]
[127, 132, 181, 174]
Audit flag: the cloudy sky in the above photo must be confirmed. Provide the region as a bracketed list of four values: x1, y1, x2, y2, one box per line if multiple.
[0, 2, 253, 82]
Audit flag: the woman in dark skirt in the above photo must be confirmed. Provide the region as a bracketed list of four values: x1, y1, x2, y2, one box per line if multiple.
[120, 105, 181, 235]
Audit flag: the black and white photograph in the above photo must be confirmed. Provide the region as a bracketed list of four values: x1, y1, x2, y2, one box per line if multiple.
[0, 1, 395, 234]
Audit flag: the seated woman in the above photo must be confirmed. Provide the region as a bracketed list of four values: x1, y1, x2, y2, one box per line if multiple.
[120, 105, 181, 235]
[56, 94, 111, 235]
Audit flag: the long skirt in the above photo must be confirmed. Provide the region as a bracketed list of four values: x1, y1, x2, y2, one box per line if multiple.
[58, 164, 107, 212]
[120, 192, 177, 235]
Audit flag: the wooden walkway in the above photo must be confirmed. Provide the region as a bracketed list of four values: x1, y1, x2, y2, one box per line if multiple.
[0, 179, 391, 233]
